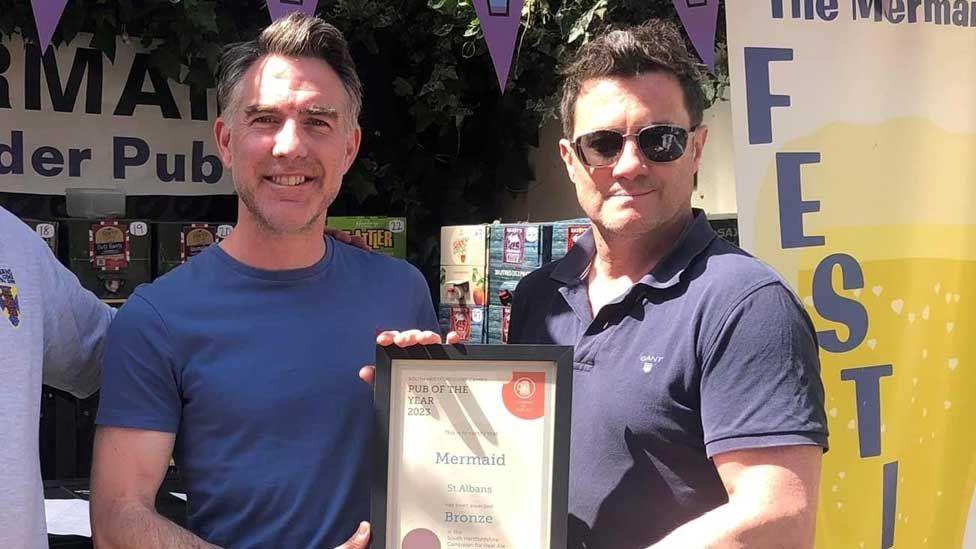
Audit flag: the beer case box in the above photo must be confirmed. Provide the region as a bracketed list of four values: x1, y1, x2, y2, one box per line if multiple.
[440, 224, 489, 267]
[488, 223, 552, 270]
[487, 305, 513, 344]
[438, 265, 487, 307]
[550, 218, 590, 261]
[487, 265, 535, 309]
[67, 219, 151, 300]
[437, 304, 486, 344]
[156, 222, 234, 277]
[328, 216, 407, 259]
[708, 215, 739, 247]
[22, 218, 59, 257]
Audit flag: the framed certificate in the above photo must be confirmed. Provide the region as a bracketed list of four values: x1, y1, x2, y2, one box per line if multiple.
[373, 344, 573, 549]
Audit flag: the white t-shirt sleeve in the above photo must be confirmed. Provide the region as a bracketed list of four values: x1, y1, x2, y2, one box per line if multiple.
[38, 237, 114, 398]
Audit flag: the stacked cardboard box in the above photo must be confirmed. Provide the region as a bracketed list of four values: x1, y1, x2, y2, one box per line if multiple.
[486, 223, 553, 343]
[438, 225, 489, 343]
[328, 216, 407, 259]
[67, 219, 151, 301]
[156, 222, 235, 277]
[550, 218, 590, 262]
[439, 219, 595, 344]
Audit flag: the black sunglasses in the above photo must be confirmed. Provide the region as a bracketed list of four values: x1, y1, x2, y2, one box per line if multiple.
[572, 124, 697, 167]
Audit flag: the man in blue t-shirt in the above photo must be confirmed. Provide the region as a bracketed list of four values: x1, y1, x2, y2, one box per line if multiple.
[90, 14, 445, 549]
[508, 22, 828, 549]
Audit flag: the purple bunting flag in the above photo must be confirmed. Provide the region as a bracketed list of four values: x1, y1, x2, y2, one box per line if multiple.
[472, 0, 526, 93]
[266, 0, 319, 22]
[672, 0, 720, 73]
[30, 0, 70, 52]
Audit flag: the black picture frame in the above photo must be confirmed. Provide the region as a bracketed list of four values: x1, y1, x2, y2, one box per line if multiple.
[372, 343, 574, 549]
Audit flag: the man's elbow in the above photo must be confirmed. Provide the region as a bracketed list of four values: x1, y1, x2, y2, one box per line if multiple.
[765, 494, 818, 548]
[730, 486, 819, 548]
[90, 495, 142, 549]
[89, 490, 119, 547]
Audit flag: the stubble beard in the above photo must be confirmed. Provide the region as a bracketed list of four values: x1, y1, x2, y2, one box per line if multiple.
[237, 179, 335, 236]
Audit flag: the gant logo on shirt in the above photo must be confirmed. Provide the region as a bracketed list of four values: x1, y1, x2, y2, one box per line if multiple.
[640, 354, 664, 373]
[0, 268, 22, 328]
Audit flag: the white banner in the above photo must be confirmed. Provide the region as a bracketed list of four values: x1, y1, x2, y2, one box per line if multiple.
[0, 34, 234, 195]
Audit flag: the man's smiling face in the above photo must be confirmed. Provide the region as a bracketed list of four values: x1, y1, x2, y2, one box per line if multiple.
[215, 54, 361, 235]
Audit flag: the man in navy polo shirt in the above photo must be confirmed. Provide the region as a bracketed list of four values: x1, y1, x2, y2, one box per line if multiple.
[509, 21, 828, 549]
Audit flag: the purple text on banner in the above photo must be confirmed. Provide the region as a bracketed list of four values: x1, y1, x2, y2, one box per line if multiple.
[672, 0, 720, 73]
[30, 0, 70, 52]
[472, 0, 525, 93]
[266, 0, 319, 22]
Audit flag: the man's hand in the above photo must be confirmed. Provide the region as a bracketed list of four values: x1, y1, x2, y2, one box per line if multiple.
[359, 330, 462, 385]
[376, 329, 460, 347]
[334, 522, 370, 549]
[325, 227, 370, 251]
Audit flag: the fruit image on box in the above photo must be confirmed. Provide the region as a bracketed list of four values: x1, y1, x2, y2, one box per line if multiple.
[23, 219, 59, 256]
[437, 304, 486, 344]
[551, 219, 590, 261]
[157, 222, 234, 277]
[68, 219, 151, 300]
[488, 223, 552, 269]
[439, 265, 487, 307]
[328, 216, 406, 259]
[440, 225, 489, 267]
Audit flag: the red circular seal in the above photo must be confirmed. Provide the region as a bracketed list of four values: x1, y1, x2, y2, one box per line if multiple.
[514, 377, 536, 399]
[402, 528, 441, 549]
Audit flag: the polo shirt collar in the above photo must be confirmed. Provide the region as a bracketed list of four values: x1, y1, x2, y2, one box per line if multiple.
[550, 209, 717, 290]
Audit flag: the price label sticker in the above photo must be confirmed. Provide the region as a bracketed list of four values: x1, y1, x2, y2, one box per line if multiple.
[129, 222, 148, 237]
[35, 224, 55, 239]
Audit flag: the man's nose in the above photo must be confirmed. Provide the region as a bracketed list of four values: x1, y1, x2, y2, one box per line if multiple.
[272, 119, 308, 158]
[612, 137, 647, 179]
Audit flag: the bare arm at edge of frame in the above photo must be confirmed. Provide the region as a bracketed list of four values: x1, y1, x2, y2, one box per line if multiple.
[649, 445, 823, 549]
[90, 426, 218, 549]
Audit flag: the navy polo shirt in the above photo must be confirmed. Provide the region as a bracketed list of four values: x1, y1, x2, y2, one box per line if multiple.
[509, 210, 828, 549]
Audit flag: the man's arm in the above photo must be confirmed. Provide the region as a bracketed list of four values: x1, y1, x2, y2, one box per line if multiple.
[653, 281, 828, 548]
[650, 445, 822, 549]
[90, 426, 216, 548]
[38, 233, 114, 398]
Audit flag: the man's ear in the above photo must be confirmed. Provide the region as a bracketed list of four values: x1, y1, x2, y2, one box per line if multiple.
[342, 126, 362, 175]
[214, 116, 233, 169]
[691, 124, 708, 170]
[559, 138, 578, 186]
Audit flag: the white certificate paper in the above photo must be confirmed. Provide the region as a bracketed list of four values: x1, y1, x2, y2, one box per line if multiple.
[386, 360, 557, 549]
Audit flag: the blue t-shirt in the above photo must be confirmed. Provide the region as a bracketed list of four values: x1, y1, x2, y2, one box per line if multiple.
[96, 237, 439, 548]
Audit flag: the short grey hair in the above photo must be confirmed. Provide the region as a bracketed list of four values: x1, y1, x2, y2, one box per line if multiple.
[216, 13, 363, 126]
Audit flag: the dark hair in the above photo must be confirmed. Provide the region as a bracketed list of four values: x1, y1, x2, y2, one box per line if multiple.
[216, 12, 362, 125]
[559, 20, 706, 138]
